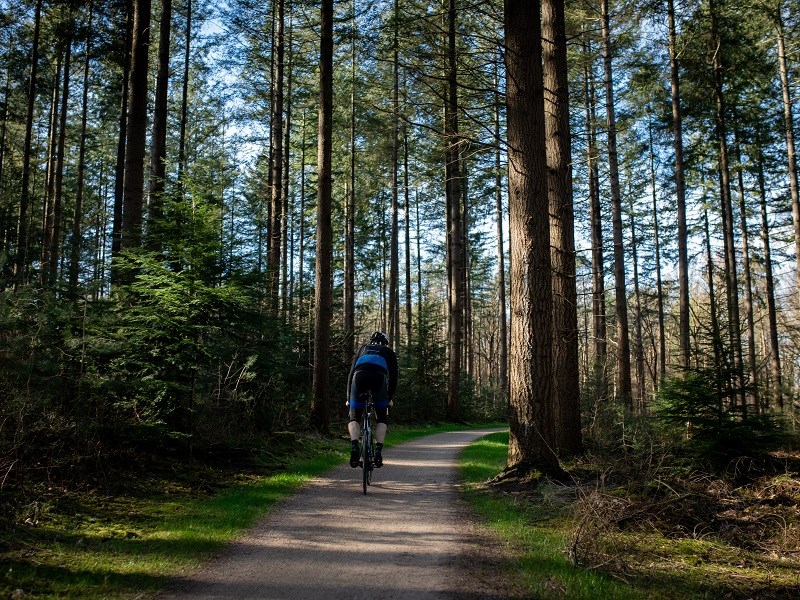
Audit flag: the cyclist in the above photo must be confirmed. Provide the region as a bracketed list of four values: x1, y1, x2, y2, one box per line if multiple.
[346, 331, 398, 469]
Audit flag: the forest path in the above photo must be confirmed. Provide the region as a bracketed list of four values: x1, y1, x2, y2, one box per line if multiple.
[156, 428, 513, 600]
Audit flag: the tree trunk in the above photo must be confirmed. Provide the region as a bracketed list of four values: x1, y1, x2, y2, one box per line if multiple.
[648, 117, 666, 384]
[583, 32, 607, 388]
[757, 157, 783, 409]
[69, 1, 94, 293]
[775, 6, 800, 308]
[282, 7, 293, 315]
[709, 0, 744, 411]
[504, 0, 561, 477]
[404, 124, 412, 351]
[703, 207, 723, 377]
[15, 0, 43, 284]
[667, 0, 690, 368]
[445, 0, 464, 421]
[119, 0, 152, 260]
[268, 0, 285, 310]
[147, 0, 172, 247]
[600, 0, 632, 408]
[543, 0, 581, 454]
[177, 0, 192, 186]
[344, 0, 356, 361]
[41, 55, 62, 286]
[494, 65, 508, 405]
[111, 0, 133, 283]
[734, 133, 757, 410]
[389, 0, 400, 348]
[629, 198, 646, 412]
[309, 0, 333, 433]
[49, 34, 73, 285]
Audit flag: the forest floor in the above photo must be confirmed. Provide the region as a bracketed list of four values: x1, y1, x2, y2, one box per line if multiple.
[2, 429, 800, 599]
[467, 436, 800, 599]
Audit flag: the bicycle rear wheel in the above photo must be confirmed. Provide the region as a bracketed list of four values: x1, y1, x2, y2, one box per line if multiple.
[361, 434, 370, 495]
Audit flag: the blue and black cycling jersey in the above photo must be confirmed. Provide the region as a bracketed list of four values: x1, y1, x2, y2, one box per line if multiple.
[346, 342, 398, 409]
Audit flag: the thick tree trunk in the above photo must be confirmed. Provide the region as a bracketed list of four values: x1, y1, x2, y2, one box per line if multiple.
[119, 0, 152, 260]
[309, 0, 333, 433]
[601, 0, 632, 408]
[504, 0, 561, 477]
[543, 0, 581, 454]
[445, 0, 464, 421]
[667, 0, 690, 367]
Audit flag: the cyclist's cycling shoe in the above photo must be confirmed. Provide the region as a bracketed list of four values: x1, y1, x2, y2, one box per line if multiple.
[349, 443, 360, 468]
[374, 451, 383, 468]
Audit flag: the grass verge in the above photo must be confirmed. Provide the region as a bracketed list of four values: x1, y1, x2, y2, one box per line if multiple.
[1, 422, 503, 599]
[459, 431, 800, 600]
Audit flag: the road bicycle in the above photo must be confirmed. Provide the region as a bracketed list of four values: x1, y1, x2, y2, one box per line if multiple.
[358, 392, 376, 495]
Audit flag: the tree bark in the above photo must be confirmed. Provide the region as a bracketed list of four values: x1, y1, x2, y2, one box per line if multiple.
[648, 118, 666, 384]
[309, 0, 333, 433]
[119, 0, 152, 261]
[583, 33, 607, 386]
[111, 0, 133, 284]
[775, 5, 800, 308]
[734, 134, 757, 410]
[268, 0, 285, 310]
[445, 0, 464, 421]
[667, 0, 690, 368]
[504, 0, 561, 476]
[389, 0, 400, 348]
[15, 0, 43, 284]
[494, 64, 508, 405]
[177, 0, 192, 187]
[344, 0, 356, 361]
[41, 55, 62, 286]
[709, 0, 744, 411]
[147, 0, 172, 247]
[69, 1, 94, 293]
[757, 157, 783, 409]
[49, 34, 73, 285]
[601, 0, 632, 408]
[543, 0, 581, 454]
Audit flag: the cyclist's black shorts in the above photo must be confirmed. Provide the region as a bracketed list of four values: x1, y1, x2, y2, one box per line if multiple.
[348, 367, 390, 408]
[349, 406, 389, 425]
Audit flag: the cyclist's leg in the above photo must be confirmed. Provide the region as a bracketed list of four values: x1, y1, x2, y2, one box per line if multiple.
[348, 375, 366, 467]
[372, 373, 390, 467]
[348, 408, 362, 468]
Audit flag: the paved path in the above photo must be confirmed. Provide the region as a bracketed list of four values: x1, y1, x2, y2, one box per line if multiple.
[157, 429, 510, 600]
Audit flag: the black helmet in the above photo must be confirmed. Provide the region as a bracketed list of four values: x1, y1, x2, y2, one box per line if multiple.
[370, 331, 389, 346]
